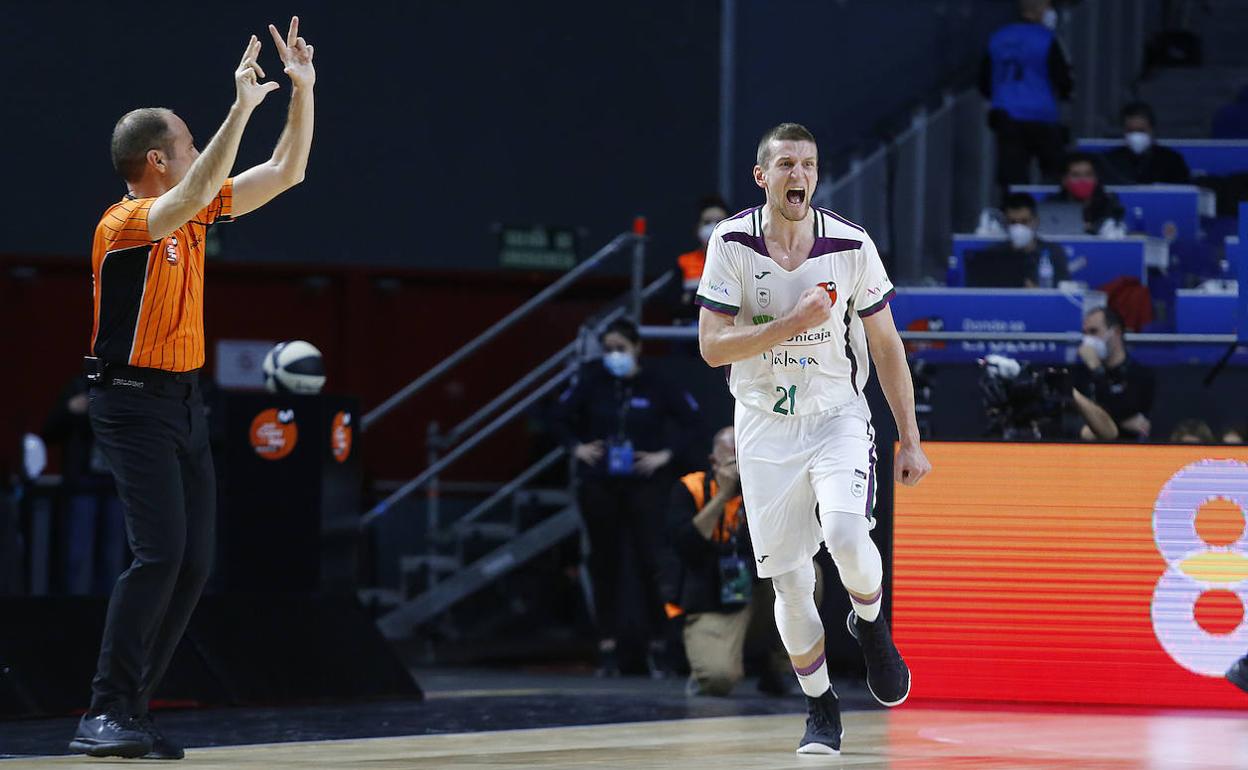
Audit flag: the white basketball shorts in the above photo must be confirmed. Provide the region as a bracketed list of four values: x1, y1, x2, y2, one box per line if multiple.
[734, 397, 879, 579]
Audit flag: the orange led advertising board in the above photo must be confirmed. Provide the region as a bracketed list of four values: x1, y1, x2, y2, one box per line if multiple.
[892, 443, 1248, 708]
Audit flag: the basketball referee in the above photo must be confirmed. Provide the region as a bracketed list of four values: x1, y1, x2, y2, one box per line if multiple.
[70, 18, 316, 760]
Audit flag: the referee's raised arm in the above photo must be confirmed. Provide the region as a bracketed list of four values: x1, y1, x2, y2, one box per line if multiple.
[146, 34, 278, 238]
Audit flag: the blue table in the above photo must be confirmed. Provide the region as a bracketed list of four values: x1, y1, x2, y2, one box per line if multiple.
[948, 234, 1154, 289]
[891, 288, 1092, 364]
[1010, 184, 1202, 243]
[1076, 138, 1248, 176]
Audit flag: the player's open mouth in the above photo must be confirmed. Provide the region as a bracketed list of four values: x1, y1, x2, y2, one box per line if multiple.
[786, 188, 806, 205]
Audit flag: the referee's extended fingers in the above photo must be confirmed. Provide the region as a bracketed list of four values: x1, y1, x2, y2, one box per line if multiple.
[238, 35, 255, 66]
[268, 23, 289, 57]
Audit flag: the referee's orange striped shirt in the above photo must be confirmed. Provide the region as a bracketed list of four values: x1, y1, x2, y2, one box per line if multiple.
[90, 180, 233, 373]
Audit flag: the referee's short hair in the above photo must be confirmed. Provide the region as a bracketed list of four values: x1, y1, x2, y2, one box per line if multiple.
[756, 123, 817, 169]
[111, 107, 175, 183]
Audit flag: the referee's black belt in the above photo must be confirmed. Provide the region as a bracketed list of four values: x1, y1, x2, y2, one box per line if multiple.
[91, 363, 200, 396]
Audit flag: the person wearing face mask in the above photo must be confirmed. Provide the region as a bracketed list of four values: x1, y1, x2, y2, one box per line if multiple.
[1100, 102, 1191, 185]
[979, 0, 1074, 196]
[551, 318, 703, 675]
[675, 196, 731, 323]
[1053, 153, 1126, 236]
[976, 192, 1070, 287]
[1070, 306, 1155, 441]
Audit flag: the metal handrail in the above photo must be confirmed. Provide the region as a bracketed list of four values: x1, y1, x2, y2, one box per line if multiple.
[444, 340, 579, 445]
[637, 325, 1239, 345]
[450, 447, 568, 532]
[360, 368, 576, 528]
[361, 231, 640, 431]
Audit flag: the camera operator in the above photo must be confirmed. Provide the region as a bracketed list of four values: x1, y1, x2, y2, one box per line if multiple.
[552, 318, 702, 674]
[1070, 306, 1155, 441]
[661, 426, 802, 696]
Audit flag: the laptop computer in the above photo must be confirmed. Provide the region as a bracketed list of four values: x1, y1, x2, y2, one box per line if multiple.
[1035, 201, 1086, 235]
[964, 248, 1030, 288]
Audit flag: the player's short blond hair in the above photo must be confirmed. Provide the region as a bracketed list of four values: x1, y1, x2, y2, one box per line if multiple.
[756, 123, 817, 169]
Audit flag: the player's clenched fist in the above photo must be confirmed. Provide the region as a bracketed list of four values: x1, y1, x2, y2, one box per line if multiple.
[786, 286, 834, 331]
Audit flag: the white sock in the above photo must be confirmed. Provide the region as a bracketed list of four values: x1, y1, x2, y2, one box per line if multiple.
[851, 591, 882, 622]
[794, 652, 830, 697]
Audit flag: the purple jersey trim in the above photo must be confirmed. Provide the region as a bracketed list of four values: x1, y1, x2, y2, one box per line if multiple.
[857, 287, 896, 318]
[809, 237, 863, 259]
[817, 207, 866, 233]
[695, 294, 739, 316]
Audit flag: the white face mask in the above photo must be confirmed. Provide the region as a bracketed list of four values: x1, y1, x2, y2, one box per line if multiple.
[1042, 7, 1058, 29]
[603, 351, 636, 378]
[1007, 223, 1036, 249]
[1125, 131, 1152, 155]
[1081, 334, 1109, 360]
[697, 223, 716, 245]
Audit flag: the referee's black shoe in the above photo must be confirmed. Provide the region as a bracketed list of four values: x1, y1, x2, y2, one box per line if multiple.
[796, 688, 842, 754]
[847, 610, 911, 707]
[136, 713, 186, 760]
[68, 711, 153, 758]
[1229, 654, 1248, 694]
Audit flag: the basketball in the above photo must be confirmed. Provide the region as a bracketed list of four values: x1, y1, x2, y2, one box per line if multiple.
[262, 340, 326, 394]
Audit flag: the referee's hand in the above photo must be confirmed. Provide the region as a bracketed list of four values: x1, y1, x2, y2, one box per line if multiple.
[235, 35, 280, 110]
[894, 443, 931, 487]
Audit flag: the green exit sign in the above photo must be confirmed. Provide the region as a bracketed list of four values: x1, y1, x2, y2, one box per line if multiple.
[498, 225, 579, 271]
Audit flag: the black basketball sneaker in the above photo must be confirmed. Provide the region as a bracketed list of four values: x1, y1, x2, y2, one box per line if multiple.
[847, 610, 911, 706]
[796, 687, 843, 755]
[1228, 654, 1248, 694]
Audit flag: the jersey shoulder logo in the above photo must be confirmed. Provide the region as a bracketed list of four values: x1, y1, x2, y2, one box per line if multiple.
[165, 235, 180, 266]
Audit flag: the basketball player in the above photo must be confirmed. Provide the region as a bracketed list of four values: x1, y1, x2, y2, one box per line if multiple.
[70, 19, 315, 759]
[696, 123, 930, 755]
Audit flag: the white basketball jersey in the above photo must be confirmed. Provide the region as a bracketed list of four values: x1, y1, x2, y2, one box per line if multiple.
[695, 206, 895, 417]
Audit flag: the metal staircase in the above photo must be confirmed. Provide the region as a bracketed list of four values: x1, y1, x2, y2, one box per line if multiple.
[357, 222, 672, 641]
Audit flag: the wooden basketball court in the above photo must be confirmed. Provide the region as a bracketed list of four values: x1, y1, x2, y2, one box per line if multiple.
[4, 706, 1245, 769]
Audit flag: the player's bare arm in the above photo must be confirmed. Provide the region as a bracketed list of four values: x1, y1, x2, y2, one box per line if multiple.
[698, 287, 832, 367]
[147, 35, 278, 239]
[862, 304, 931, 487]
[233, 16, 316, 217]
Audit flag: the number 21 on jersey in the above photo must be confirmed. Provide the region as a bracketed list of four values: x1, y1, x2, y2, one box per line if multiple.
[772, 385, 797, 415]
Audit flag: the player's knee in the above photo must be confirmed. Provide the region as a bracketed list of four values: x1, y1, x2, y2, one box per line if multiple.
[822, 513, 873, 565]
[770, 563, 817, 607]
[131, 535, 186, 575]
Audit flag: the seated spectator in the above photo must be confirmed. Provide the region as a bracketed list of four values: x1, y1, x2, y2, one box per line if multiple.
[1222, 423, 1246, 444]
[1100, 102, 1191, 185]
[1170, 419, 1215, 444]
[1070, 306, 1155, 441]
[1053, 152, 1126, 236]
[1212, 84, 1248, 139]
[662, 427, 805, 696]
[675, 196, 729, 323]
[974, 192, 1070, 287]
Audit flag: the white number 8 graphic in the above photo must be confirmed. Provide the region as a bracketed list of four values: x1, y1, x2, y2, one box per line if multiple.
[1151, 459, 1248, 676]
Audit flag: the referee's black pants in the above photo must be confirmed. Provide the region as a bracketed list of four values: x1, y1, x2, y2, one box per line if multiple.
[86, 371, 215, 717]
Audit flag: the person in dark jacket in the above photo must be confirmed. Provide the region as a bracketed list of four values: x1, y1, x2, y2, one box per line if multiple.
[43, 374, 126, 595]
[980, 0, 1074, 194]
[1053, 152, 1126, 235]
[662, 427, 809, 696]
[977, 192, 1070, 287]
[552, 318, 702, 674]
[1100, 102, 1191, 185]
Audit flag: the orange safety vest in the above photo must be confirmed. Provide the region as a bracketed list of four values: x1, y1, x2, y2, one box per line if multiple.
[664, 471, 744, 619]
